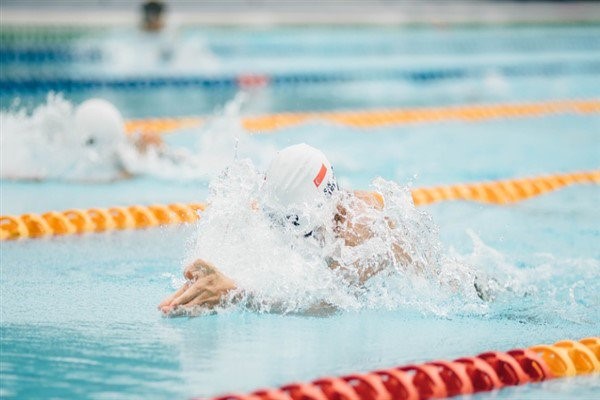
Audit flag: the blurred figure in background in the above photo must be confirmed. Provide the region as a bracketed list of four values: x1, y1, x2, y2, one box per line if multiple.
[90, 0, 218, 73]
[139, 0, 176, 62]
[0, 96, 182, 182]
[141, 1, 166, 32]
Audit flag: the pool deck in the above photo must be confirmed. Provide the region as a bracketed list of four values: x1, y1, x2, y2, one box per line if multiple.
[2, 1, 600, 26]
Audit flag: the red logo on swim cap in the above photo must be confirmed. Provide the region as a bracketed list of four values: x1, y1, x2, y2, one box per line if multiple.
[313, 164, 327, 187]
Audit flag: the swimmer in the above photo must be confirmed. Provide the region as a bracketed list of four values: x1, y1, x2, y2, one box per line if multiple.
[159, 143, 476, 315]
[78, 98, 213, 181]
[0, 96, 169, 181]
[141, 1, 166, 32]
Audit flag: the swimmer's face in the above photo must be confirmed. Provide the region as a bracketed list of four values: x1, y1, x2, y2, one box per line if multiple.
[142, 2, 165, 31]
[84, 136, 97, 147]
[143, 19, 164, 32]
[263, 196, 338, 239]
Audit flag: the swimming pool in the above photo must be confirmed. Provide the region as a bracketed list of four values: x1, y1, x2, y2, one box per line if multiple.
[1, 23, 599, 399]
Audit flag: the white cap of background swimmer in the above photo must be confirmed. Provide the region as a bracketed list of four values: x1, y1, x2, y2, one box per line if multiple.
[265, 143, 338, 210]
[74, 98, 125, 148]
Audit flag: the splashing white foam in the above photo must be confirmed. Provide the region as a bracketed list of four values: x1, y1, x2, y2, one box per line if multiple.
[177, 159, 600, 320]
[1, 93, 273, 183]
[182, 158, 489, 316]
[188, 92, 277, 175]
[120, 92, 278, 181]
[0, 93, 125, 181]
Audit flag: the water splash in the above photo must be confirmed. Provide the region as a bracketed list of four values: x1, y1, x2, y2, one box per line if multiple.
[454, 232, 600, 324]
[179, 159, 486, 316]
[0, 93, 274, 182]
[189, 92, 277, 174]
[0, 93, 124, 181]
[121, 92, 277, 181]
[176, 158, 600, 321]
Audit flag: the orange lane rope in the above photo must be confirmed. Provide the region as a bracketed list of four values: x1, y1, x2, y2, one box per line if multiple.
[124, 99, 600, 135]
[410, 170, 600, 206]
[202, 337, 600, 400]
[1, 171, 598, 241]
[1, 203, 205, 241]
[125, 116, 202, 136]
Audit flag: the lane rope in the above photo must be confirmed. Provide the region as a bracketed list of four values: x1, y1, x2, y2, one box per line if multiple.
[1, 203, 205, 241]
[200, 337, 599, 400]
[3, 60, 600, 93]
[2, 170, 598, 241]
[410, 170, 599, 206]
[124, 99, 600, 135]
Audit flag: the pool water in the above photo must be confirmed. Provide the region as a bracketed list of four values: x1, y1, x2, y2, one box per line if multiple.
[1, 24, 600, 399]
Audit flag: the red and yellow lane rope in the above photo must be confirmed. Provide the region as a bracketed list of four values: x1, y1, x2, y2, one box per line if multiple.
[201, 337, 599, 400]
[124, 99, 600, 135]
[2, 170, 598, 241]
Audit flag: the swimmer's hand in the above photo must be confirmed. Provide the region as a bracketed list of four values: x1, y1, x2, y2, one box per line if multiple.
[158, 259, 236, 315]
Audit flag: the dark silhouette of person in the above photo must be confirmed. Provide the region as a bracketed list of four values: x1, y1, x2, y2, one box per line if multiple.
[141, 1, 166, 32]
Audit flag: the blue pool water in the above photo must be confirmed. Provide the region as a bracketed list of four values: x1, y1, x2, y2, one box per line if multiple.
[1, 24, 600, 399]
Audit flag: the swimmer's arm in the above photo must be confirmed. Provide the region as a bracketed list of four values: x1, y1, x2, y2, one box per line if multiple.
[327, 240, 413, 285]
[327, 258, 381, 285]
[330, 191, 413, 284]
[158, 259, 236, 314]
[133, 131, 164, 153]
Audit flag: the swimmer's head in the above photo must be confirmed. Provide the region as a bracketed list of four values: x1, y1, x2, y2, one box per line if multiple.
[264, 143, 338, 233]
[74, 98, 125, 151]
[141, 1, 166, 32]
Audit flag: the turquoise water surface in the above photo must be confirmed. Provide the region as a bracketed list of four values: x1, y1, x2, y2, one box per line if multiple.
[1, 24, 600, 399]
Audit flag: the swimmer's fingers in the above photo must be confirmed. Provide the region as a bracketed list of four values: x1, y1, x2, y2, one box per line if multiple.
[163, 291, 219, 316]
[186, 292, 222, 309]
[158, 281, 190, 310]
[169, 276, 212, 307]
[162, 305, 190, 318]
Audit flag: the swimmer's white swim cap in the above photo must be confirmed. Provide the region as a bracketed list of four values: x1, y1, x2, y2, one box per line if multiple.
[265, 143, 337, 210]
[74, 98, 124, 148]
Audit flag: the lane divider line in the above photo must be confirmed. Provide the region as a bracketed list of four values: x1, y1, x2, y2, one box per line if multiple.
[2, 170, 597, 241]
[3, 61, 600, 93]
[124, 99, 600, 135]
[410, 170, 599, 206]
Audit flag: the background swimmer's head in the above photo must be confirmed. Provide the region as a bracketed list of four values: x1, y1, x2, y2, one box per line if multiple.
[74, 98, 125, 152]
[141, 1, 166, 32]
[264, 143, 338, 233]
